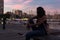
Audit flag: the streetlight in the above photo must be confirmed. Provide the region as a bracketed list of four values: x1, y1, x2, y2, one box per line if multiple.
[0, 7, 6, 30]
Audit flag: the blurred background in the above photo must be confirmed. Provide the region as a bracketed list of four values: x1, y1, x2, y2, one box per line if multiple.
[0, 0, 60, 40]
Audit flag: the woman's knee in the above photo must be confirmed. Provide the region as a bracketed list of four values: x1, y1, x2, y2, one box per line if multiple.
[26, 31, 34, 38]
[26, 32, 31, 38]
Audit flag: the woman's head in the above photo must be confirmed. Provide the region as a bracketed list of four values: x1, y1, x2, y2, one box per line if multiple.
[37, 7, 45, 18]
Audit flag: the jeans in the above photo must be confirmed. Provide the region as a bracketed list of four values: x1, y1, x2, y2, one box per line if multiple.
[25, 30, 45, 40]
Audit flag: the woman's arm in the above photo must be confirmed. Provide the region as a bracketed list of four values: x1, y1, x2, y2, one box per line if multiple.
[36, 16, 47, 25]
[26, 22, 31, 30]
[35, 15, 47, 25]
[28, 15, 46, 26]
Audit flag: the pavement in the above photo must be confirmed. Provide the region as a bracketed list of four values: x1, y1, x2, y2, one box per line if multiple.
[0, 24, 60, 40]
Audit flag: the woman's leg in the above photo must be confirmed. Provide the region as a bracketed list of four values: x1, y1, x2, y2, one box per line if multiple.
[25, 31, 36, 40]
[25, 30, 42, 40]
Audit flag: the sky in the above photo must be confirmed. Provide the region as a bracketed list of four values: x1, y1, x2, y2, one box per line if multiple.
[4, 0, 60, 15]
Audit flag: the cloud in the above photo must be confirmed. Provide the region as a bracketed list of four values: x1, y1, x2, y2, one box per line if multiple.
[5, 4, 25, 10]
[4, 0, 12, 3]
[4, 0, 60, 15]
[4, 0, 33, 4]
[42, 5, 60, 15]
[4, 0, 33, 9]
[23, 0, 33, 4]
[18, 0, 24, 2]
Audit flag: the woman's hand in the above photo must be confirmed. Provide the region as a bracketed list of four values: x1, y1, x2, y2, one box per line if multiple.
[36, 15, 47, 25]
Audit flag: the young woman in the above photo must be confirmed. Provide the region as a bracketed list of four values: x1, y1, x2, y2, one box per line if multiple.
[26, 7, 49, 40]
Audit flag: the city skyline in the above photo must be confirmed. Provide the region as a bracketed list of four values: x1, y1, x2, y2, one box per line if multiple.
[4, 0, 60, 15]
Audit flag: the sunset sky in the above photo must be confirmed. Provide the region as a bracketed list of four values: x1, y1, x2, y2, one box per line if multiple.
[4, 0, 60, 15]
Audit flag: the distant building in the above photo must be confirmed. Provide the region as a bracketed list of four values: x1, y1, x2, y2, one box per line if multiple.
[0, 0, 3, 14]
[15, 10, 23, 17]
[53, 14, 60, 19]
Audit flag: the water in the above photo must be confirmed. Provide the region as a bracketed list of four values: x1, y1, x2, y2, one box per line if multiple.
[0, 21, 60, 40]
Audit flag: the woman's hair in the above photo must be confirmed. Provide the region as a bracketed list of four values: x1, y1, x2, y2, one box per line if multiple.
[37, 7, 47, 25]
[37, 7, 45, 18]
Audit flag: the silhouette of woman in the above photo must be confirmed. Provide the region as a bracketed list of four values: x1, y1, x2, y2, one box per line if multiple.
[26, 7, 48, 40]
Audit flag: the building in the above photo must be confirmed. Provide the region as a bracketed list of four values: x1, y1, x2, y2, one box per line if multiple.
[0, 0, 3, 14]
[15, 10, 23, 17]
[53, 14, 60, 19]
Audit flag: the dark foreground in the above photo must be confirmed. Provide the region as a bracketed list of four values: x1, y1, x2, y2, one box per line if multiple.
[0, 24, 60, 40]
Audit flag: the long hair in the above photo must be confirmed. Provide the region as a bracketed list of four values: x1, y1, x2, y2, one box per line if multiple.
[37, 7, 47, 26]
[37, 7, 45, 18]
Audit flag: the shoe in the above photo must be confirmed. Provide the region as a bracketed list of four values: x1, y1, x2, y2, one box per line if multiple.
[17, 33, 23, 35]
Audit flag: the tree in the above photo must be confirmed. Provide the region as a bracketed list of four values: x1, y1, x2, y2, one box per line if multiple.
[4, 12, 11, 18]
[15, 15, 20, 18]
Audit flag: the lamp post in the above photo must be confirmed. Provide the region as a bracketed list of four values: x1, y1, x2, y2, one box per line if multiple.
[3, 14, 6, 30]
